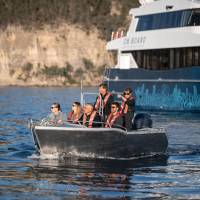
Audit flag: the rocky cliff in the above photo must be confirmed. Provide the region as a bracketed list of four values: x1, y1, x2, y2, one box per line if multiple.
[0, 0, 138, 86]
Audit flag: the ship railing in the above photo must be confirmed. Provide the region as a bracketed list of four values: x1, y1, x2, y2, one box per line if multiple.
[111, 30, 125, 40]
[80, 91, 104, 118]
[102, 67, 111, 88]
[29, 118, 127, 132]
[80, 91, 121, 105]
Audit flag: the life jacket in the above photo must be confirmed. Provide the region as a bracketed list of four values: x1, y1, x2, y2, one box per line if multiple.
[105, 112, 121, 128]
[95, 92, 112, 112]
[67, 111, 80, 123]
[120, 96, 134, 114]
[67, 111, 73, 121]
[83, 110, 97, 128]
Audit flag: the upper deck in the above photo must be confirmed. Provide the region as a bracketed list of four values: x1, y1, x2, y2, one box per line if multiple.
[107, 0, 200, 51]
[130, 0, 200, 16]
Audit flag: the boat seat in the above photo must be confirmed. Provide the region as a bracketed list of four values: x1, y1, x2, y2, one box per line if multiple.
[132, 113, 153, 130]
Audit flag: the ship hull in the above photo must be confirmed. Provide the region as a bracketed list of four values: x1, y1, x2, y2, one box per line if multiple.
[104, 66, 200, 111]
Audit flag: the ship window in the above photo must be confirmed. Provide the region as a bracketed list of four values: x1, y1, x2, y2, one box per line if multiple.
[160, 12, 169, 28]
[136, 15, 153, 31]
[186, 48, 193, 66]
[160, 49, 170, 69]
[123, 47, 200, 70]
[136, 51, 142, 67]
[197, 47, 200, 66]
[181, 48, 186, 67]
[169, 49, 175, 69]
[136, 9, 198, 31]
[167, 12, 176, 28]
[174, 49, 180, 68]
[181, 10, 192, 26]
[193, 47, 199, 66]
[189, 9, 200, 26]
[152, 14, 160, 29]
[198, 48, 200, 66]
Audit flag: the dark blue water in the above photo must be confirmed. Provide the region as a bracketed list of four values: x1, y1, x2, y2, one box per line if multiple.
[0, 87, 200, 200]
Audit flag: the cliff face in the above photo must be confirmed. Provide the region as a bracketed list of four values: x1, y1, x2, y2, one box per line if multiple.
[0, 0, 138, 86]
[0, 24, 113, 86]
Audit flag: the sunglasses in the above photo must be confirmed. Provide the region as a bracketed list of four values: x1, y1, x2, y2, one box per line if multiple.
[111, 106, 117, 108]
[51, 106, 57, 109]
[124, 92, 130, 95]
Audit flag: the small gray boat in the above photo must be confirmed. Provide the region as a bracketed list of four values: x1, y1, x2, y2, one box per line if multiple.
[30, 120, 168, 159]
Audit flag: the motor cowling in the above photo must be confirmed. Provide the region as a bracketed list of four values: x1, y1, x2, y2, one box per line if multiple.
[132, 113, 152, 130]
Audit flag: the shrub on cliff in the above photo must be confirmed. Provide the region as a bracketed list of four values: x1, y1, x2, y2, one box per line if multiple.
[0, 0, 138, 40]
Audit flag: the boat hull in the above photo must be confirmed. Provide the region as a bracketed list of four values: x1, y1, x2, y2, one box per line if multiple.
[104, 66, 200, 111]
[31, 126, 168, 158]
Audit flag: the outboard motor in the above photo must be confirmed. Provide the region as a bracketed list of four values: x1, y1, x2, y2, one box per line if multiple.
[132, 113, 152, 130]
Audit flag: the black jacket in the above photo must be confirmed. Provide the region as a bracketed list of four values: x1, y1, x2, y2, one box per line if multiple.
[123, 97, 135, 113]
[112, 115, 124, 129]
[95, 93, 114, 117]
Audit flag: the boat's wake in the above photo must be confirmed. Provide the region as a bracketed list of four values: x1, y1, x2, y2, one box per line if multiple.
[29, 144, 200, 161]
[29, 152, 60, 160]
[29, 151, 167, 161]
[168, 145, 200, 156]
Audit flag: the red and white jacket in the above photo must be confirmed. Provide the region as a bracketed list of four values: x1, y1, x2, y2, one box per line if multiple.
[67, 111, 81, 123]
[82, 111, 97, 128]
[95, 92, 112, 111]
[120, 96, 135, 114]
[105, 112, 121, 128]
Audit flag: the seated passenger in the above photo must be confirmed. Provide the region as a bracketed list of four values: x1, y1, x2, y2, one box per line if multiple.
[47, 103, 66, 125]
[82, 103, 101, 128]
[105, 102, 124, 129]
[67, 102, 83, 124]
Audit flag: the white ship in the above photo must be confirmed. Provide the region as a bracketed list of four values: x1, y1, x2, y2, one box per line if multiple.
[104, 0, 200, 111]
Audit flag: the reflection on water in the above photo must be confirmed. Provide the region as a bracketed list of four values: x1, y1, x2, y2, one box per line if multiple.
[0, 87, 200, 199]
[0, 155, 168, 200]
[36, 156, 168, 197]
